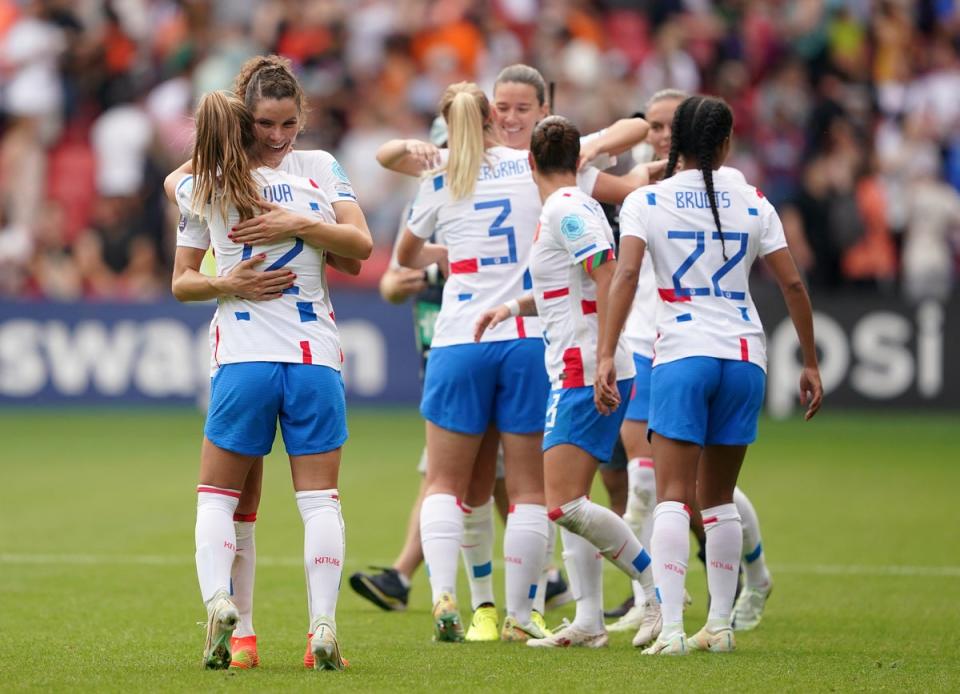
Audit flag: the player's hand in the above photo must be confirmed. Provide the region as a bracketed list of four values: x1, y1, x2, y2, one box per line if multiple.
[380, 267, 428, 304]
[799, 365, 822, 421]
[474, 305, 511, 342]
[229, 200, 303, 246]
[646, 159, 668, 181]
[407, 140, 442, 170]
[578, 140, 603, 171]
[219, 254, 295, 300]
[593, 357, 621, 415]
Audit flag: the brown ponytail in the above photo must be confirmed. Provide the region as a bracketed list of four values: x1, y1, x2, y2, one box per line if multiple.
[190, 91, 260, 223]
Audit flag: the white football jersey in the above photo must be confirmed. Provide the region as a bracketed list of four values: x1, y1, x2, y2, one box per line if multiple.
[175, 167, 341, 369]
[621, 167, 746, 359]
[619, 167, 787, 371]
[408, 146, 597, 348]
[280, 150, 358, 203]
[530, 186, 635, 389]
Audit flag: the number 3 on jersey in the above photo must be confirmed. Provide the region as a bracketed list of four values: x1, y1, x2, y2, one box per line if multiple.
[667, 230, 748, 300]
[475, 198, 516, 266]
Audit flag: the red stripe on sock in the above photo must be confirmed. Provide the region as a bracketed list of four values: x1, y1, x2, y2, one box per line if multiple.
[702, 515, 718, 525]
[508, 504, 516, 514]
[197, 486, 241, 498]
[637, 458, 654, 469]
[682, 503, 692, 515]
[547, 507, 564, 521]
[456, 498, 472, 514]
[233, 512, 257, 522]
[740, 337, 749, 361]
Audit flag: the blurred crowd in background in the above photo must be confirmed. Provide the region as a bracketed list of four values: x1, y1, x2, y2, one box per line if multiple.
[1, 0, 959, 303]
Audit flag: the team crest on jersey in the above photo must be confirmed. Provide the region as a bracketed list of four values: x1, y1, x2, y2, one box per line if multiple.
[560, 214, 586, 241]
[177, 214, 187, 233]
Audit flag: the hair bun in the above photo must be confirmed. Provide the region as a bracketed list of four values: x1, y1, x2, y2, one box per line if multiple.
[546, 124, 564, 143]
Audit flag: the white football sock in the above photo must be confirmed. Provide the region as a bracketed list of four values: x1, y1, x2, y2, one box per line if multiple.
[420, 493, 464, 603]
[504, 503, 548, 623]
[550, 496, 655, 602]
[195, 485, 240, 604]
[532, 520, 557, 614]
[460, 498, 496, 609]
[560, 528, 604, 633]
[624, 458, 657, 548]
[702, 503, 742, 626]
[651, 501, 690, 632]
[297, 489, 344, 625]
[232, 513, 257, 637]
[624, 458, 657, 607]
[734, 487, 771, 589]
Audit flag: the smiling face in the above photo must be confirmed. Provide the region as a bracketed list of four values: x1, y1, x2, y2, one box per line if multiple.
[251, 97, 300, 167]
[645, 97, 683, 160]
[492, 81, 549, 150]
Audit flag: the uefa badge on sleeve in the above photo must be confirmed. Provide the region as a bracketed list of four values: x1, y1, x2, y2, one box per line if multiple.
[560, 214, 586, 241]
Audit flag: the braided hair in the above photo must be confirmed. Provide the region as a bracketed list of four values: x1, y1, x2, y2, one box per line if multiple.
[664, 96, 734, 259]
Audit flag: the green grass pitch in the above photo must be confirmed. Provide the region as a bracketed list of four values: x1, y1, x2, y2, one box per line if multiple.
[1, 409, 958, 692]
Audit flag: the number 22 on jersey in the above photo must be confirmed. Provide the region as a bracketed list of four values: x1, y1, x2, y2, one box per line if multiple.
[667, 230, 748, 300]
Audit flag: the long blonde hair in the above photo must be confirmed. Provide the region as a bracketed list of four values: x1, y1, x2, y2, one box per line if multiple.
[440, 82, 491, 199]
[190, 91, 260, 223]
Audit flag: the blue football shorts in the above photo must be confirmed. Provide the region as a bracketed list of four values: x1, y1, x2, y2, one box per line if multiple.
[543, 378, 633, 463]
[421, 340, 549, 435]
[648, 357, 765, 447]
[206, 362, 347, 456]
[624, 353, 653, 423]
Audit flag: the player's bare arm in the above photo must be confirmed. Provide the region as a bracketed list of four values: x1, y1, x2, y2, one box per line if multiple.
[171, 247, 294, 302]
[395, 228, 447, 270]
[764, 247, 823, 420]
[595, 235, 646, 414]
[376, 138, 442, 176]
[231, 199, 373, 260]
[164, 161, 192, 202]
[578, 116, 650, 170]
[473, 294, 537, 342]
[379, 267, 428, 304]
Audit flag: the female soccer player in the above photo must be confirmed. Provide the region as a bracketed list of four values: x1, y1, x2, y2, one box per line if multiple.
[351, 118, 517, 643]
[165, 54, 371, 669]
[474, 116, 662, 649]
[170, 90, 372, 670]
[396, 81, 559, 642]
[596, 95, 822, 655]
[610, 89, 777, 637]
